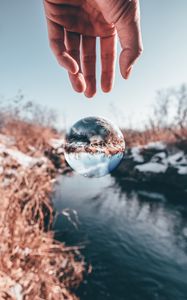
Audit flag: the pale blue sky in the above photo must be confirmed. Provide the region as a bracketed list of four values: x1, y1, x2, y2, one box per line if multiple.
[0, 1, 187, 129]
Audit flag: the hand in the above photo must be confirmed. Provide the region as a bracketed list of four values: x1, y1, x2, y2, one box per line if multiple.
[43, 0, 143, 98]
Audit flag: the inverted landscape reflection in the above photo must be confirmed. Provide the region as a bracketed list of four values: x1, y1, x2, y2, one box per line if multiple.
[65, 117, 125, 177]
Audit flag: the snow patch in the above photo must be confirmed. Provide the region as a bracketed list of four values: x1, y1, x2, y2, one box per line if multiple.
[152, 152, 167, 161]
[145, 141, 166, 150]
[131, 147, 144, 163]
[135, 162, 167, 173]
[0, 140, 47, 169]
[10, 283, 23, 300]
[0, 134, 15, 146]
[5, 149, 46, 168]
[167, 152, 185, 165]
[0, 166, 3, 174]
[131, 141, 187, 176]
[48, 138, 65, 149]
[177, 166, 187, 175]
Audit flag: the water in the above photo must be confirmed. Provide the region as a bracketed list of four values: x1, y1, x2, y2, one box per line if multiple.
[64, 117, 125, 177]
[53, 174, 187, 300]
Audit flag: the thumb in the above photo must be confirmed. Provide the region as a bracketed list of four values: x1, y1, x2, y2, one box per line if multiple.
[117, 12, 143, 79]
[95, 0, 143, 79]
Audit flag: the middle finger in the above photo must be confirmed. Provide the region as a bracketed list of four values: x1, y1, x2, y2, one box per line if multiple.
[82, 35, 96, 98]
[65, 30, 86, 93]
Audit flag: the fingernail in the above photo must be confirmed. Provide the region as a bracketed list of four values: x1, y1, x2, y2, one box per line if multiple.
[125, 65, 133, 79]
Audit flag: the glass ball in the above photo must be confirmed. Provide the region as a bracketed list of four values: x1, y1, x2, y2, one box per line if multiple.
[64, 117, 125, 178]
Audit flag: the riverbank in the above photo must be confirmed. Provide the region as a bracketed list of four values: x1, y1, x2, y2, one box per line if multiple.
[1, 116, 186, 299]
[113, 141, 187, 193]
[0, 127, 84, 299]
[47, 135, 187, 194]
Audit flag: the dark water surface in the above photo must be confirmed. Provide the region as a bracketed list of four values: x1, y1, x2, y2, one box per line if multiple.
[53, 174, 187, 300]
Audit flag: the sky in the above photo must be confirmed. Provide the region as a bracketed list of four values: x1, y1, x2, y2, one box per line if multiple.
[0, 1, 187, 130]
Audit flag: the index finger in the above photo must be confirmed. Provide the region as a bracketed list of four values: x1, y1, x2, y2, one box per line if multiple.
[44, 15, 79, 74]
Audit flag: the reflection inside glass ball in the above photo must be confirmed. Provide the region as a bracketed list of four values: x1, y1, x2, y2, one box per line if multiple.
[64, 117, 125, 178]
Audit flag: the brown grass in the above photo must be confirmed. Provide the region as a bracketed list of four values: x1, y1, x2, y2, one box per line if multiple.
[122, 128, 176, 147]
[0, 116, 84, 299]
[122, 127, 187, 152]
[1, 118, 59, 154]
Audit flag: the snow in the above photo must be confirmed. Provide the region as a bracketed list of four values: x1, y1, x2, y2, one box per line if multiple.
[0, 134, 15, 146]
[0, 166, 3, 174]
[167, 152, 185, 164]
[5, 148, 47, 168]
[65, 152, 123, 177]
[0, 141, 47, 169]
[0, 143, 6, 152]
[48, 138, 65, 149]
[10, 283, 23, 300]
[131, 142, 187, 175]
[177, 166, 187, 175]
[131, 147, 144, 163]
[135, 162, 167, 173]
[152, 152, 167, 161]
[145, 141, 166, 150]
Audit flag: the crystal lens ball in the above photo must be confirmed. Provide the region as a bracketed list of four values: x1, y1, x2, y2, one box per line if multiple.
[64, 117, 125, 177]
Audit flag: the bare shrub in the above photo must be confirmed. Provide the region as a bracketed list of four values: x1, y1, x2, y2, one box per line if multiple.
[122, 84, 187, 147]
[150, 84, 187, 140]
[0, 92, 59, 153]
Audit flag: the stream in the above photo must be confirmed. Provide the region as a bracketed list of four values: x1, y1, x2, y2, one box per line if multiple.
[53, 173, 187, 300]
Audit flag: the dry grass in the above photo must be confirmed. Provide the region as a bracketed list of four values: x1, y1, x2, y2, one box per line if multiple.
[0, 163, 84, 300]
[0, 112, 84, 299]
[1, 118, 59, 154]
[123, 128, 176, 147]
[65, 140, 125, 156]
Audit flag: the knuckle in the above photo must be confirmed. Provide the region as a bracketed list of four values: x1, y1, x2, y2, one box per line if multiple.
[112, 0, 139, 25]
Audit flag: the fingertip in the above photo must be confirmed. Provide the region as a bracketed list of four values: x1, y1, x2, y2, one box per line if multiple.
[84, 90, 96, 99]
[102, 85, 112, 93]
[83, 79, 96, 98]
[119, 49, 136, 79]
[73, 73, 86, 93]
[101, 78, 113, 93]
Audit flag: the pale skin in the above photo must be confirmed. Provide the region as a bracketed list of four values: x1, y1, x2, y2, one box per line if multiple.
[43, 0, 143, 98]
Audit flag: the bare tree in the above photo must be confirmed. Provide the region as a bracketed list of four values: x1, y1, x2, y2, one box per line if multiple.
[174, 84, 187, 133]
[151, 84, 187, 140]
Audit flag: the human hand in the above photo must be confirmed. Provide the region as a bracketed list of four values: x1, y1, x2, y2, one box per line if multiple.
[43, 0, 143, 98]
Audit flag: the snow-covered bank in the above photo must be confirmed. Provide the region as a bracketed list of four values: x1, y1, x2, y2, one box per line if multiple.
[114, 141, 187, 192]
[0, 134, 49, 188]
